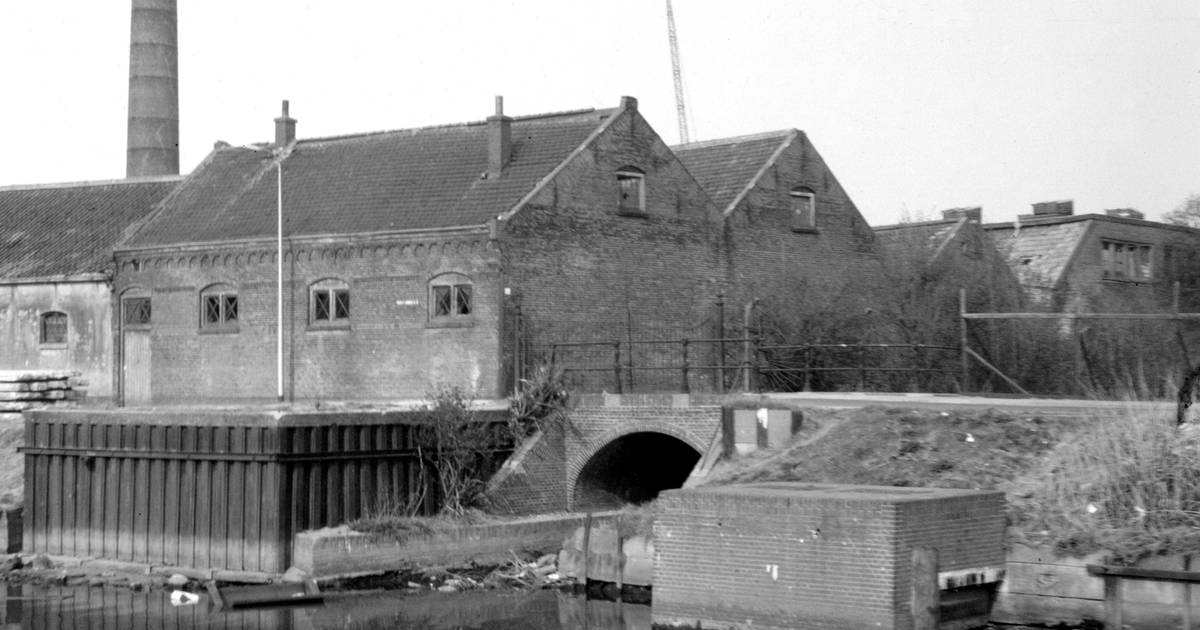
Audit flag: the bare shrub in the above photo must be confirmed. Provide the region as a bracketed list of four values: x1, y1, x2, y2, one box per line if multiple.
[1008, 406, 1200, 563]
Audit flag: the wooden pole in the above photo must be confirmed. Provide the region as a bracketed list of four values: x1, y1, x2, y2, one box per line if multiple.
[960, 288, 969, 393]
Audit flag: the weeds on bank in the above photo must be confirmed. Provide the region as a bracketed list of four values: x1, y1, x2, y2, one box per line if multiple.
[1007, 404, 1200, 564]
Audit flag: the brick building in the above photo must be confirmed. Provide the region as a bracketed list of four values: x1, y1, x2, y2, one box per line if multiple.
[674, 130, 882, 312]
[0, 178, 179, 401]
[983, 202, 1200, 311]
[111, 98, 884, 404]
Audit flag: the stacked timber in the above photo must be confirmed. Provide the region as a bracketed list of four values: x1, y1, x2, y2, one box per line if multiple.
[0, 370, 83, 424]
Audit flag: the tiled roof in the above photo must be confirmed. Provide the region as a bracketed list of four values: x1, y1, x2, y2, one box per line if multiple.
[985, 220, 1089, 288]
[874, 219, 961, 258]
[123, 109, 613, 248]
[673, 131, 793, 212]
[0, 178, 179, 279]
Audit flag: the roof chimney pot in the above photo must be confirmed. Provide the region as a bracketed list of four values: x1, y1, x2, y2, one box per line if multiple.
[274, 99, 296, 147]
[487, 95, 512, 179]
[942, 207, 982, 222]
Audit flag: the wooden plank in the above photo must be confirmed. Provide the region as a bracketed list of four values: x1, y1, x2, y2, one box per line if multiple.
[75, 420, 93, 558]
[0, 391, 67, 401]
[117, 426, 136, 560]
[963, 312, 1200, 320]
[178, 426, 197, 571]
[992, 592, 1106, 627]
[60, 423, 76, 557]
[228, 426, 246, 571]
[210, 426, 229, 571]
[326, 426, 342, 526]
[261, 456, 282, 573]
[0, 370, 79, 383]
[22, 420, 36, 554]
[162, 425, 181, 567]
[243, 427, 262, 573]
[89, 426, 107, 557]
[33, 423, 51, 556]
[0, 380, 68, 392]
[132, 425, 150, 564]
[46, 424, 63, 555]
[1005, 561, 1105, 599]
[1088, 564, 1200, 584]
[147, 424, 165, 564]
[194, 426, 212, 570]
[103, 425, 121, 558]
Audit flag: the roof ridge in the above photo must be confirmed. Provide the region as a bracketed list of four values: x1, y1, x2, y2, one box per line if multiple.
[874, 218, 959, 231]
[0, 175, 183, 192]
[672, 129, 796, 151]
[290, 107, 613, 147]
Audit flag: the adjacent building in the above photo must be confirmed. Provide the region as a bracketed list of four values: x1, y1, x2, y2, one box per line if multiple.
[0, 178, 180, 400]
[110, 98, 887, 404]
[983, 201, 1200, 312]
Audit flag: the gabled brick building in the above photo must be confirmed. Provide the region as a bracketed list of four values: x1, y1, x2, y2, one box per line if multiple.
[0, 178, 179, 400]
[674, 130, 882, 310]
[983, 202, 1200, 311]
[112, 98, 885, 404]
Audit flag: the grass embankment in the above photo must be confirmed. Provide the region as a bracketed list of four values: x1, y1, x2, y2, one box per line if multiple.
[691, 405, 1198, 565]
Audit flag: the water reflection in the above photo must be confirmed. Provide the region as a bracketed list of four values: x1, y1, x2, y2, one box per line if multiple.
[0, 583, 652, 630]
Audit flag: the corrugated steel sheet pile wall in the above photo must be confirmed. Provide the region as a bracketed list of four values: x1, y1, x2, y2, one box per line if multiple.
[20, 408, 510, 573]
[0, 370, 83, 425]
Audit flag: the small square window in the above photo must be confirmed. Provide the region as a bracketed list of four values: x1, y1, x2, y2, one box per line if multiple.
[1101, 240, 1152, 281]
[791, 187, 816, 232]
[310, 283, 350, 327]
[431, 282, 473, 322]
[200, 286, 238, 331]
[123, 297, 151, 326]
[40, 312, 67, 345]
[617, 167, 646, 215]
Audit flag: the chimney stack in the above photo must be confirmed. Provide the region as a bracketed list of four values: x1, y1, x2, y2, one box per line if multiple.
[487, 96, 512, 179]
[1105, 208, 1144, 220]
[942, 207, 982, 222]
[1031, 200, 1074, 217]
[126, 0, 179, 177]
[274, 100, 296, 147]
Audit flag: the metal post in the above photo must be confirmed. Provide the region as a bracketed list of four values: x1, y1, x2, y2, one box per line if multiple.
[743, 299, 758, 392]
[276, 161, 284, 402]
[613, 342, 623, 394]
[804, 345, 813, 392]
[716, 294, 726, 394]
[511, 303, 522, 394]
[681, 339, 690, 394]
[959, 288, 969, 393]
[858, 345, 867, 391]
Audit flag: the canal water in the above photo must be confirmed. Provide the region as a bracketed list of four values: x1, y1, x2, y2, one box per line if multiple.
[0, 583, 648, 629]
[0, 583, 1039, 628]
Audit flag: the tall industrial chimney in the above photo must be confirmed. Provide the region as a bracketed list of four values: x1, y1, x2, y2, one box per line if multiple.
[126, 0, 179, 177]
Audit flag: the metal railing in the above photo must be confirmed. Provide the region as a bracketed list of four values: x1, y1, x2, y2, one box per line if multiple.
[538, 338, 961, 394]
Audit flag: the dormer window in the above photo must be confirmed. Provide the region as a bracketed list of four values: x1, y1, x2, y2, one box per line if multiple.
[791, 186, 816, 232]
[617, 167, 646, 215]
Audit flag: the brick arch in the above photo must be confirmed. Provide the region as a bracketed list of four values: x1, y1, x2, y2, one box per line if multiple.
[565, 422, 705, 507]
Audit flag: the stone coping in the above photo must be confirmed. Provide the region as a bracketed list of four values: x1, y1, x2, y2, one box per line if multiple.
[24, 405, 509, 427]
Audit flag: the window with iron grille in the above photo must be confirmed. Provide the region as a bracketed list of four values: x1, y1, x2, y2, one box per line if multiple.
[429, 273, 474, 325]
[616, 166, 646, 215]
[200, 284, 238, 331]
[40, 311, 67, 345]
[310, 280, 350, 328]
[791, 186, 817, 232]
[123, 297, 151, 327]
[1101, 240, 1152, 281]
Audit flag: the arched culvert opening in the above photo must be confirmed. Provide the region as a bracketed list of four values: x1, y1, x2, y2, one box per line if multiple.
[573, 432, 701, 511]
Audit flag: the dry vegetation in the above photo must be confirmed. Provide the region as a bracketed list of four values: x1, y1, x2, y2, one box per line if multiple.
[696, 404, 1200, 564]
[0, 420, 22, 511]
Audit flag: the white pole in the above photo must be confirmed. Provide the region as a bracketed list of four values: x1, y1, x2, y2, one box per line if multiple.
[276, 160, 284, 402]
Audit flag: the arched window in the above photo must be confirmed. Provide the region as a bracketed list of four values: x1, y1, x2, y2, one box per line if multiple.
[310, 279, 350, 327]
[40, 311, 68, 345]
[199, 283, 238, 331]
[790, 186, 817, 232]
[429, 272, 474, 326]
[616, 166, 646, 215]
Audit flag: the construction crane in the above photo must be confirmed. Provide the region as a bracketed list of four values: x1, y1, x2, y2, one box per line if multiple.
[666, 0, 692, 144]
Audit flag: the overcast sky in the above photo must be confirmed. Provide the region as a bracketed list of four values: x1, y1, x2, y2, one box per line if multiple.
[2, 1, 1197, 226]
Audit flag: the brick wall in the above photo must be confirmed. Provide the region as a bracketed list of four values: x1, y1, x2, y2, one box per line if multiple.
[721, 132, 883, 314]
[113, 231, 503, 402]
[652, 483, 1005, 630]
[485, 417, 568, 515]
[499, 105, 724, 378]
